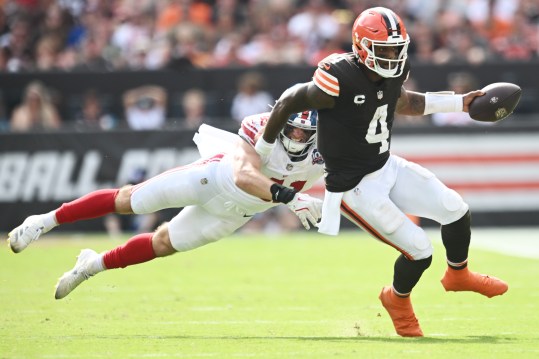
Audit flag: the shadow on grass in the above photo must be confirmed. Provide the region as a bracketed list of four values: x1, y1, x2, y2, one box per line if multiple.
[56, 335, 518, 344]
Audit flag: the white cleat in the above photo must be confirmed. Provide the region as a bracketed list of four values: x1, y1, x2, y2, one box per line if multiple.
[55, 249, 99, 300]
[7, 215, 46, 253]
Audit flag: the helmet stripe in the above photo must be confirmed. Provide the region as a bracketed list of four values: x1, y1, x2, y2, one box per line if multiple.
[377, 8, 401, 37]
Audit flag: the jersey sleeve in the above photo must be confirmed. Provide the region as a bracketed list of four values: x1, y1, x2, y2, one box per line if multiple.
[313, 55, 340, 97]
[237, 112, 271, 146]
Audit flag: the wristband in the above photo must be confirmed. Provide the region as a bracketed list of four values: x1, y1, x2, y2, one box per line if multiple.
[270, 183, 297, 204]
[254, 136, 275, 157]
[424, 91, 463, 115]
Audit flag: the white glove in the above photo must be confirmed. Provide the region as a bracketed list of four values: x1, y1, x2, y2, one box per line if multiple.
[286, 193, 323, 230]
[254, 136, 275, 164]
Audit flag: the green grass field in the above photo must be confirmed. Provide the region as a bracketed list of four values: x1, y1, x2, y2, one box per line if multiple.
[1, 231, 538, 358]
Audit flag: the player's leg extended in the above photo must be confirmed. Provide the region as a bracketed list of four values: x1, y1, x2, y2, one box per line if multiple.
[341, 162, 431, 337]
[8, 160, 214, 253]
[54, 223, 173, 300]
[389, 156, 508, 298]
[7, 188, 125, 253]
[54, 206, 248, 299]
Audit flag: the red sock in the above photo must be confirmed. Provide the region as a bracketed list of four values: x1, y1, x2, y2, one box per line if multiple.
[102, 233, 156, 269]
[55, 189, 119, 224]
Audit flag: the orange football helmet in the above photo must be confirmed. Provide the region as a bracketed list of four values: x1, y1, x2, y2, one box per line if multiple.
[352, 7, 410, 78]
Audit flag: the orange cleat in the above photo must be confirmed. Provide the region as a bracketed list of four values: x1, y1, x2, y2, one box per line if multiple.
[441, 266, 508, 298]
[379, 286, 424, 337]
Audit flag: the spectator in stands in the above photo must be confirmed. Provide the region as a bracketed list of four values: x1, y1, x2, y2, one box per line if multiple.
[74, 88, 117, 131]
[431, 8, 489, 65]
[168, 22, 212, 69]
[35, 35, 62, 71]
[230, 71, 274, 122]
[0, 7, 8, 38]
[0, 46, 8, 72]
[56, 45, 78, 71]
[110, 6, 154, 69]
[10, 81, 62, 132]
[212, 32, 250, 68]
[0, 15, 34, 72]
[287, 0, 340, 63]
[122, 85, 167, 130]
[39, 3, 72, 47]
[181, 88, 209, 130]
[0, 0, 538, 72]
[72, 34, 112, 71]
[155, 0, 213, 33]
[490, 11, 537, 61]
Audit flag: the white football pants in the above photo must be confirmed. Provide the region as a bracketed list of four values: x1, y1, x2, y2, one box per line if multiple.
[341, 155, 469, 260]
[129, 155, 252, 252]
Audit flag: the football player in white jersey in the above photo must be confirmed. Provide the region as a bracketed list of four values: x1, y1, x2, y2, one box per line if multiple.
[7, 110, 324, 299]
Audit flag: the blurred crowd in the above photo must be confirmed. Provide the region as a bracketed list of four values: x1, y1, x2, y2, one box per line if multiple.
[0, 0, 538, 73]
[1, 0, 537, 132]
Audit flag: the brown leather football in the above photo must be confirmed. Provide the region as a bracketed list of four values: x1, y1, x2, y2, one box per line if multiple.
[468, 82, 522, 122]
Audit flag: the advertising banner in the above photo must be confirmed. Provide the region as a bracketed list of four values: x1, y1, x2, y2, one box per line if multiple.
[1, 129, 538, 231]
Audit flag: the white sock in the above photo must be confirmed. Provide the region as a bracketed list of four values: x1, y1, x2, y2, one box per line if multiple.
[41, 210, 59, 233]
[87, 254, 106, 275]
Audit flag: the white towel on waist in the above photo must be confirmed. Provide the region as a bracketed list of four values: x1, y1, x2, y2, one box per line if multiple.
[193, 124, 240, 158]
[318, 190, 343, 236]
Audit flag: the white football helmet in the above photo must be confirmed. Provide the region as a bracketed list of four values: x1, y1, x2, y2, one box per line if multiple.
[279, 110, 317, 161]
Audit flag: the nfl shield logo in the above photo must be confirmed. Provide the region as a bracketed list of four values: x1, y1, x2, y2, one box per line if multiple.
[377, 91, 383, 100]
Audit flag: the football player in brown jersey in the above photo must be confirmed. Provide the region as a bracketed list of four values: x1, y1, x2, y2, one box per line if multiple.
[256, 7, 508, 337]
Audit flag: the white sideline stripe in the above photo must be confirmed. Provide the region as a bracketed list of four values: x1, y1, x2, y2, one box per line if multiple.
[428, 227, 539, 259]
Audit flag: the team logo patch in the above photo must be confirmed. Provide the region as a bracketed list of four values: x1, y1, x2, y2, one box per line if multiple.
[286, 164, 294, 171]
[200, 178, 208, 185]
[377, 91, 384, 100]
[312, 149, 324, 165]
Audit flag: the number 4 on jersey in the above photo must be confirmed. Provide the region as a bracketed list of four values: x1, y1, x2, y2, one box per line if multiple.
[365, 104, 389, 154]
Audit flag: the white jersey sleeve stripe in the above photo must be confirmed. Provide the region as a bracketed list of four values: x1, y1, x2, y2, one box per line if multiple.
[313, 68, 340, 97]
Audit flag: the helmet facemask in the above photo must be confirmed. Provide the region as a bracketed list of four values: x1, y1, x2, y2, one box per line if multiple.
[279, 111, 317, 162]
[357, 37, 409, 78]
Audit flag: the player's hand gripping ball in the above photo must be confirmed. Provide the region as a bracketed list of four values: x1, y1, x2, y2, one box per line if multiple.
[469, 82, 522, 123]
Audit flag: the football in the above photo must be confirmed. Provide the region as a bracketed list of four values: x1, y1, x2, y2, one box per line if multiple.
[468, 82, 522, 122]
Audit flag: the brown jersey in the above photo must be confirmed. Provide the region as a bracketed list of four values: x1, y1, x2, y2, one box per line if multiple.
[313, 52, 410, 192]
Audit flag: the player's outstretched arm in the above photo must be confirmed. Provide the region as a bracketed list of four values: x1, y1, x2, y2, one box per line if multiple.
[233, 138, 276, 201]
[232, 138, 322, 229]
[396, 87, 484, 116]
